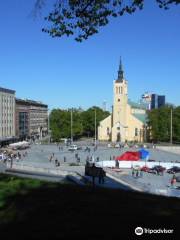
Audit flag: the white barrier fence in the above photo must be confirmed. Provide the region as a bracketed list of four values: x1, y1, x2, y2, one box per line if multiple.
[96, 160, 180, 169]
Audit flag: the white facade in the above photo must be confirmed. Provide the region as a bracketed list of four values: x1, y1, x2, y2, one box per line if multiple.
[0, 87, 15, 138]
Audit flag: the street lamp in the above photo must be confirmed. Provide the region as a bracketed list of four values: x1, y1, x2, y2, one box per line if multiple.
[144, 123, 147, 143]
[94, 108, 97, 147]
[47, 109, 51, 143]
[170, 108, 173, 145]
[71, 108, 73, 144]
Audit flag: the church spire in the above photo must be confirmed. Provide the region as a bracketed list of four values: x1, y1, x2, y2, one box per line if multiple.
[117, 57, 124, 82]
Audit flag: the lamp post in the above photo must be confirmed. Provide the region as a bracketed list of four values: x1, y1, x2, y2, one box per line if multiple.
[47, 109, 51, 143]
[47, 109, 50, 135]
[170, 108, 173, 145]
[144, 124, 147, 143]
[71, 108, 73, 144]
[94, 108, 97, 147]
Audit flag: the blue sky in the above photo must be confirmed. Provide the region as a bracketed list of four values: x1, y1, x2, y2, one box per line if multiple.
[0, 0, 179, 111]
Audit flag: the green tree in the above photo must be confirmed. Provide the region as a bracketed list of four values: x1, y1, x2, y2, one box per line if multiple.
[82, 106, 110, 137]
[173, 107, 180, 142]
[147, 105, 180, 143]
[34, 0, 180, 42]
[49, 106, 110, 141]
[50, 108, 84, 141]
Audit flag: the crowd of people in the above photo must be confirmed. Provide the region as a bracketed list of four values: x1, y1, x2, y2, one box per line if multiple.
[0, 149, 28, 168]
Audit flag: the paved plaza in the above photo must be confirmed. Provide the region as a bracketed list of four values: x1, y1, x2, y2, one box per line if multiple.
[15, 142, 180, 169]
[1, 141, 180, 197]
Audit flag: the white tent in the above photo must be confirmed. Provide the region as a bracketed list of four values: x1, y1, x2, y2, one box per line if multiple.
[9, 141, 30, 149]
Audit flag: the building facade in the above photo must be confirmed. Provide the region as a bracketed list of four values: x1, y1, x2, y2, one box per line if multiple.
[0, 87, 16, 139]
[151, 94, 165, 109]
[16, 99, 48, 139]
[98, 60, 147, 143]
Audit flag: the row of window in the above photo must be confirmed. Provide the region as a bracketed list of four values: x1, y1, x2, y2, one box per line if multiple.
[116, 86, 123, 94]
[105, 127, 143, 137]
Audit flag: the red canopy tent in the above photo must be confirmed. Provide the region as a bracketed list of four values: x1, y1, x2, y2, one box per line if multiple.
[116, 151, 140, 161]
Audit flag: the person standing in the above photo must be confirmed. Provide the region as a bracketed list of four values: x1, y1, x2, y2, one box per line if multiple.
[115, 160, 119, 168]
[49, 155, 53, 162]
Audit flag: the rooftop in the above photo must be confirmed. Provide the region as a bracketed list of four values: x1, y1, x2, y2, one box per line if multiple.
[133, 113, 147, 124]
[16, 98, 48, 108]
[0, 87, 15, 94]
[128, 99, 147, 110]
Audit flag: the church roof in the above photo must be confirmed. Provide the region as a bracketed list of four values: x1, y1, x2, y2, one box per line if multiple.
[128, 99, 147, 110]
[133, 113, 147, 124]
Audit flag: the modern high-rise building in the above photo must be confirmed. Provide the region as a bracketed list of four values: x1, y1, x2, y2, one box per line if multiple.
[0, 87, 16, 139]
[157, 95, 166, 108]
[151, 94, 165, 109]
[141, 92, 166, 110]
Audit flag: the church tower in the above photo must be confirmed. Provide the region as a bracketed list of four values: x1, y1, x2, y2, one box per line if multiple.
[112, 58, 128, 141]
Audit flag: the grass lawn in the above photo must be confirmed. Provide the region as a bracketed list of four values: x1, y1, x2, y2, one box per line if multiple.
[0, 173, 180, 239]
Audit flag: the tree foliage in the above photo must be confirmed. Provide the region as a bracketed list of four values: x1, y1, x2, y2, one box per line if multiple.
[34, 0, 180, 42]
[49, 106, 110, 141]
[147, 105, 180, 143]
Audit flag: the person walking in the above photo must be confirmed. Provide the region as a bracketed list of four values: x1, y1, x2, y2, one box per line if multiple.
[98, 169, 105, 184]
[171, 175, 176, 188]
[140, 169, 143, 178]
[132, 168, 135, 177]
[55, 158, 58, 166]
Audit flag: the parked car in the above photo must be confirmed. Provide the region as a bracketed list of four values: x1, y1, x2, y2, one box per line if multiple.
[147, 159, 155, 162]
[175, 176, 180, 182]
[149, 165, 166, 175]
[140, 166, 150, 172]
[68, 145, 78, 151]
[167, 166, 180, 174]
[115, 143, 120, 148]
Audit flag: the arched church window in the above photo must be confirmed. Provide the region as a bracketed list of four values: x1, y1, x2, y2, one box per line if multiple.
[116, 87, 118, 94]
[118, 99, 120, 102]
[121, 87, 123, 94]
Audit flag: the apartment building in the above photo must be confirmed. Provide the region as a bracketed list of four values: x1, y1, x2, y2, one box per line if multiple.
[0, 87, 16, 139]
[16, 99, 48, 139]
